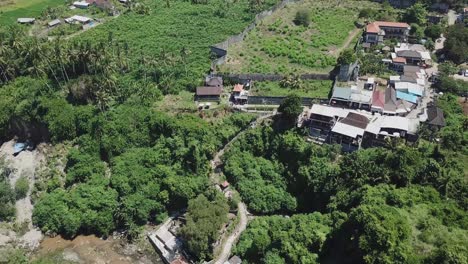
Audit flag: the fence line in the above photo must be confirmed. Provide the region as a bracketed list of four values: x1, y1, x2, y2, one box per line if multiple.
[210, 0, 299, 66]
[216, 73, 332, 83]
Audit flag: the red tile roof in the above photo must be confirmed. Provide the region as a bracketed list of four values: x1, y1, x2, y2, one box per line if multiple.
[366, 21, 410, 33]
[233, 84, 244, 92]
[372, 90, 385, 109]
[366, 23, 380, 34]
[392, 57, 407, 64]
[374, 21, 410, 28]
[221, 181, 230, 188]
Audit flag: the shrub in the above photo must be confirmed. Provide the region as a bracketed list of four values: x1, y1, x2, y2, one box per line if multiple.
[15, 176, 29, 200]
[294, 10, 310, 26]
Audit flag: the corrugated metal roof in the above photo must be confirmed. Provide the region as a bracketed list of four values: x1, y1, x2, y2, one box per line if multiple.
[331, 87, 352, 100]
[396, 91, 418, 104]
[309, 104, 349, 118]
[332, 122, 365, 138]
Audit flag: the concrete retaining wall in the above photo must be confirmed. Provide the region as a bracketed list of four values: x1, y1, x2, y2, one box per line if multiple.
[247, 96, 329, 106]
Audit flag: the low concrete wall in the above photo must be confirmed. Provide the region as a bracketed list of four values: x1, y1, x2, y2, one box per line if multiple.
[217, 73, 332, 83]
[247, 96, 329, 106]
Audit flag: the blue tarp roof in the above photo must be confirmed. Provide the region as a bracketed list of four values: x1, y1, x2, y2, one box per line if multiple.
[396, 91, 418, 104]
[14, 143, 26, 154]
[331, 87, 352, 100]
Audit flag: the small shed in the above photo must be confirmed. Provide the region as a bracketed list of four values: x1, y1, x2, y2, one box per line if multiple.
[48, 19, 61, 27]
[17, 18, 35, 24]
[220, 181, 230, 190]
[73, 1, 90, 8]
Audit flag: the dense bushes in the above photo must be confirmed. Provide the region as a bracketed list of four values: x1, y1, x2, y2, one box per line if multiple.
[180, 193, 229, 260]
[444, 24, 468, 65]
[14, 176, 29, 200]
[294, 10, 310, 26]
[235, 213, 332, 263]
[32, 110, 254, 238]
[225, 101, 467, 263]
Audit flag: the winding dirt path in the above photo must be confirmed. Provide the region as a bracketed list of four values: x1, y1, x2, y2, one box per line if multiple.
[210, 113, 274, 264]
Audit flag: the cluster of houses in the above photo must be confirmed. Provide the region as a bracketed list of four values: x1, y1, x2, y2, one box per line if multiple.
[306, 104, 419, 150]
[305, 101, 445, 151]
[16, 0, 123, 29]
[305, 18, 449, 151]
[332, 64, 427, 116]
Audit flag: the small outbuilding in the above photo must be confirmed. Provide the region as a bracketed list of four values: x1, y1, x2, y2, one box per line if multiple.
[220, 181, 230, 190]
[17, 18, 35, 24]
[73, 1, 90, 8]
[48, 19, 62, 27]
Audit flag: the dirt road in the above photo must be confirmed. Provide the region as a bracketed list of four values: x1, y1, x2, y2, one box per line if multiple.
[210, 114, 273, 263]
[214, 203, 248, 264]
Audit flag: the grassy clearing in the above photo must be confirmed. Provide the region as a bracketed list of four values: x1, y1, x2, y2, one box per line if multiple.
[154, 90, 198, 114]
[220, 0, 380, 74]
[0, 0, 63, 25]
[251, 80, 333, 98]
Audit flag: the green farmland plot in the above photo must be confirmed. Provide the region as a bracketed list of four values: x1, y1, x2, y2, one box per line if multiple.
[0, 0, 64, 25]
[220, 0, 380, 74]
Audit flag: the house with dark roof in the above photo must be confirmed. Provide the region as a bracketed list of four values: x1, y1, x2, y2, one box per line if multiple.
[425, 105, 446, 127]
[396, 50, 422, 65]
[383, 87, 414, 115]
[205, 76, 223, 88]
[331, 112, 370, 151]
[365, 21, 410, 45]
[195, 86, 223, 102]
